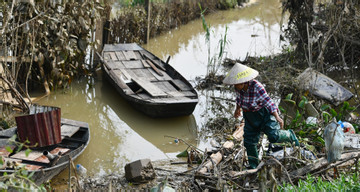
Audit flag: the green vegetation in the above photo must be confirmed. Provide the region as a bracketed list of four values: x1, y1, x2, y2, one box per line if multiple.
[200, 4, 229, 77]
[279, 93, 358, 151]
[279, 174, 360, 192]
[0, 136, 48, 191]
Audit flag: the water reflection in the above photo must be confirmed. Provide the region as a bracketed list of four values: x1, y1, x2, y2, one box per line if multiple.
[143, 0, 285, 80]
[36, 74, 198, 177]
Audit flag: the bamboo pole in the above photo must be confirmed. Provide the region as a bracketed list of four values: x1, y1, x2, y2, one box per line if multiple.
[197, 122, 244, 175]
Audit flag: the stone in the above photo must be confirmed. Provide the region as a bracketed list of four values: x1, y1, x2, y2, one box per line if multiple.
[124, 159, 155, 183]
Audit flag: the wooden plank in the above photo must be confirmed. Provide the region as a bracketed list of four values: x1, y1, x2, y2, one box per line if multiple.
[61, 124, 80, 139]
[103, 52, 111, 61]
[137, 93, 152, 100]
[122, 60, 143, 69]
[122, 50, 137, 60]
[141, 60, 150, 68]
[109, 70, 134, 95]
[104, 61, 124, 70]
[132, 77, 167, 97]
[166, 91, 185, 97]
[0, 145, 16, 157]
[146, 60, 163, 76]
[61, 118, 88, 128]
[132, 69, 157, 81]
[182, 91, 197, 97]
[153, 81, 177, 92]
[140, 51, 166, 71]
[11, 150, 43, 161]
[109, 52, 118, 61]
[115, 69, 134, 83]
[111, 69, 132, 83]
[171, 79, 192, 91]
[146, 68, 171, 81]
[115, 51, 126, 60]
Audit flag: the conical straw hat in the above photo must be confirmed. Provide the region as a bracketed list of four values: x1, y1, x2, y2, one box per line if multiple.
[223, 63, 259, 85]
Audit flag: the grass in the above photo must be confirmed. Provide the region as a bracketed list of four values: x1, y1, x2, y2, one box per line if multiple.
[278, 174, 360, 192]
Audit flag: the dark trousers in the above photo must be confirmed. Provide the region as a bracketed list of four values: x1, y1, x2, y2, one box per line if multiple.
[243, 107, 280, 168]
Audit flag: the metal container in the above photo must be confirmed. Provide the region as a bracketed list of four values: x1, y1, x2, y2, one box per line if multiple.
[15, 105, 61, 147]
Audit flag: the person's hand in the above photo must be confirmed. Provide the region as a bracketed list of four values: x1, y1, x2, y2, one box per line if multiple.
[234, 106, 242, 118]
[276, 116, 284, 129]
[273, 111, 284, 129]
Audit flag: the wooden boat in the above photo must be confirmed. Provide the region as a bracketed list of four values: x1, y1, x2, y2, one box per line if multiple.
[0, 118, 90, 185]
[100, 43, 198, 118]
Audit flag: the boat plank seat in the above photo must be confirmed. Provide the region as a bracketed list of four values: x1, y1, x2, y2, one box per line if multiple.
[153, 81, 178, 92]
[171, 79, 192, 91]
[132, 77, 167, 97]
[61, 124, 80, 139]
[182, 91, 198, 97]
[141, 60, 150, 68]
[103, 52, 111, 61]
[105, 61, 125, 70]
[148, 68, 172, 81]
[61, 118, 88, 128]
[115, 51, 126, 61]
[10, 147, 70, 162]
[167, 91, 185, 97]
[109, 70, 134, 94]
[2, 157, 42, 170]
[122, 60, 143, 69]
[122, 51, 137, 60]
[113, 69, 132, 83]
[0, 145, 15, 157]
[109, 52, 118, 61]
[132, 68, 157, 81]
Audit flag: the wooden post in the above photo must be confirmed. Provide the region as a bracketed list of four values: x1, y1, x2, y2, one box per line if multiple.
[94, 4, 111, 64]
[145, 0, 151, 44]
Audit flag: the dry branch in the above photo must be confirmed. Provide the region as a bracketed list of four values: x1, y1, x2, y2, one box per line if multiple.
[290, 151, 360, 180]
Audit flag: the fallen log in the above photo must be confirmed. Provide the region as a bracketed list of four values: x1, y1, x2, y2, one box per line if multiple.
[197, 122, 244, 175]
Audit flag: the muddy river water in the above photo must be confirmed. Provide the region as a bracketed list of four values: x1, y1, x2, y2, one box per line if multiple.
[35, 0, 285, 184]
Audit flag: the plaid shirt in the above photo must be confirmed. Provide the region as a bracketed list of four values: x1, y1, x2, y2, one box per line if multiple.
[235, 80, 278, 113]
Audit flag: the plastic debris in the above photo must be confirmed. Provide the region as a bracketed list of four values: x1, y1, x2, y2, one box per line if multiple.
[342, 122, 355, 134]
[324, 120, 345, 163]
[269, 147, 316, 160]
[306, 117, 317, 126]
[76, 164, 87, 177]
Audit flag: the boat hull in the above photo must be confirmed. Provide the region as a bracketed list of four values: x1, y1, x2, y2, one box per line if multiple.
[0, 118, 90, 185]
[101, 43, 198, 118]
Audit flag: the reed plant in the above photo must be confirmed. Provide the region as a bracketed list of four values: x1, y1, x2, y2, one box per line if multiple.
[199, 4, 229, 77]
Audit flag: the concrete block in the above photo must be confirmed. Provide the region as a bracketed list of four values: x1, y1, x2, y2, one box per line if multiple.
[124, 159, 155, 182]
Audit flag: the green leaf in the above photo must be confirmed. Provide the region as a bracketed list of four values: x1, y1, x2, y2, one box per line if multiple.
[176, 150, 188, 158]
[5, 146, 13, 153]
[285, 93, 293, 100]
[25, 149, 32, 157]
[320, 104, 330, 111]
[342, 101, 350, 111]
[330, 109, 337, 118]
[28, 171, 35, 179]
[279, 106, 286, 114]
[283, 99, 296, 106]
[298, 100, 306, 109]
[295, 110, 302, 120]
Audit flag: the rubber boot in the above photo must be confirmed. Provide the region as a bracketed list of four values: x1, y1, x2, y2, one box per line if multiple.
[276, 129, 300, 146]
[245, 144, 259, 169]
